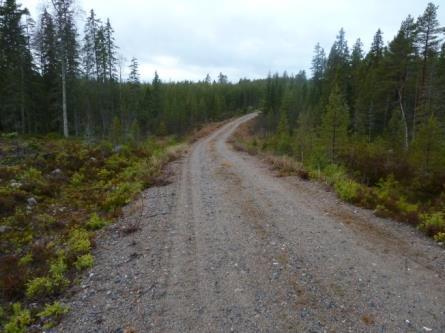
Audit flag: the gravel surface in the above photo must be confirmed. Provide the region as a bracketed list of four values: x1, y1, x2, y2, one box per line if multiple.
[55, 114, 445, 332]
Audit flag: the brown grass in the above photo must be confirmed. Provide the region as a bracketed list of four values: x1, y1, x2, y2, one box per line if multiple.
[188, 119, 231, 143]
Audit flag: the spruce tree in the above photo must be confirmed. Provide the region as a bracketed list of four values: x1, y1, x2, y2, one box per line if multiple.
[320, 85, 349, 162]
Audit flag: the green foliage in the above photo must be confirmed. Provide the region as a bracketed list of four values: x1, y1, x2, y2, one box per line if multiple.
[320, 85, 349, 162]
[434, 232, 445, 243]
[4, 304, 31, 333]
[67, 229, 91, 256]
[71, 172, 85, 186]
[375, 176, 400, 202]
[74, 254, 94, 271]
[37, 302, 69, 329]
[49, 256, 69, 289]
[25, 256, 68, 298]
[18, 254, 32, 266]
[335, 179, 361, 203]
[419, 212, 445, 237]
[102, 181, 143, 211]
[86, 213, 108, 230]
[26, 276, 53, 298]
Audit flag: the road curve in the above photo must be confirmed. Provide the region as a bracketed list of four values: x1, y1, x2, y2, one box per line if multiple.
[57, 114, 445, 332]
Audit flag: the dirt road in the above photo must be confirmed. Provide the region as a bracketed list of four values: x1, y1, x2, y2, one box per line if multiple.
[57, 114, 445, 332]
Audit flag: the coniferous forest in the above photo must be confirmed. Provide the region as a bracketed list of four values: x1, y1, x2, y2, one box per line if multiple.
[1, 0, 445, 331]
[0, 0, 262, 138]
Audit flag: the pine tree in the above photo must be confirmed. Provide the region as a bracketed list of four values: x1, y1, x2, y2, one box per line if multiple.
[414, 2, 444, 133]
[385, 16, 417, 149]
[51, 0, 79, 137]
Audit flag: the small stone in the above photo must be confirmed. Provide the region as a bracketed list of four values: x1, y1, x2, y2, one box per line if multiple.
[0, 225, 11, 234]
[27, 197, 37, 206]
[10, 180, 22, 188]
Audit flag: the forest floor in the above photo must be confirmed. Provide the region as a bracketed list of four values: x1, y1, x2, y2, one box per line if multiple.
[55, 114, 445, 332]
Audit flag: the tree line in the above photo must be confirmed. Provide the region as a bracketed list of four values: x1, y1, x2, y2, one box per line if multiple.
[0, 0, 262, 139]
[261, 2, 445, 191]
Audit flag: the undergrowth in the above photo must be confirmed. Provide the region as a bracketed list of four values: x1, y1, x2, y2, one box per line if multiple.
[0, 135, 183, 331]
[232, 117, 445, 244]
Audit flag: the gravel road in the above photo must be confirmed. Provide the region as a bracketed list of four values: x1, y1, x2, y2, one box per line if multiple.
[56, 114, 445, 332]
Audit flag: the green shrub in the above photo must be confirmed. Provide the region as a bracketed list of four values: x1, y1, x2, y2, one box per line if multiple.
[434, 232, 445, 243]
[35, 213, 57, 228]
[374, 204, 392, 218]
[67, 228, 91, 256]
[49, 256, 69, 289]
[25, 256, 69, 298]
[396, 197, 418, 214]
[18, 254, 32, 266]
[376, 175, 400, 202]
[335, 179, 361, 203]
[74, 254, 94, 271]
[419, 212, 445, 236]
[102, 182, 142, 211]
[86, 213, 108, 230]
[4, 303, 31, 333]
[25, 276, 52, 298]
[322, 164, 347, 186]
[70, 172, 85, 186]
[37, 302, 69, 329]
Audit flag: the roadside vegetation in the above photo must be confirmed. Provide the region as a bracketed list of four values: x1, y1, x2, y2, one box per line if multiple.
[232, 117, 445, 244]
[0, 134, 184, 331]
[229, 2, 445, 245]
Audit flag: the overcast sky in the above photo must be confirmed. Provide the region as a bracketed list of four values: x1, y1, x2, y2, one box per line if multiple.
[20, 0, 445, 82]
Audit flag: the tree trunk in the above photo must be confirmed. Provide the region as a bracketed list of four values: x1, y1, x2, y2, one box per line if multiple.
[62, 59, 68, 137]
[20, 63, 26, 133]
[397, 87, 409, 150]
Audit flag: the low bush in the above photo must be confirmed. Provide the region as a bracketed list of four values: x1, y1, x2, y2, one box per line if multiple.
[67, 229, 91, 257]
[37, 302, 69, 329]
[4, 303, 31, 333]
[0, 135, 182, 328]
[85, 213, 108, 230]
[334, 179, 361, 203]
[74, 254, 94, 271]
[419, 212, 445, 237]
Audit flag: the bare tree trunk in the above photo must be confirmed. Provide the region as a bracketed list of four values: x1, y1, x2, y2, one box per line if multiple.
[397, 88, 409, 150]
[20, 63, 26, 133]
[62, 59, 68, 137]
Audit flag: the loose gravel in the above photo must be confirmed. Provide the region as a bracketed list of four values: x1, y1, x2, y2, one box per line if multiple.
[55, 114, 445, 332]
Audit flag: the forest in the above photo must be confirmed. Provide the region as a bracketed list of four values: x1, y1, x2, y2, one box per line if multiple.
[238, 3, 445, 245]
[1, 0, 445, 331]
[0, 0, 262, 139]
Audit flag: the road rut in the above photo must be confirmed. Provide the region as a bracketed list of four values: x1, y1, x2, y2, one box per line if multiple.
[57, 114, 445, 332]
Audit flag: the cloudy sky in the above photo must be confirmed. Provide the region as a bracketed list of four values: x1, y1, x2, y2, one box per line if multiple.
[20, 0, 445, 82]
